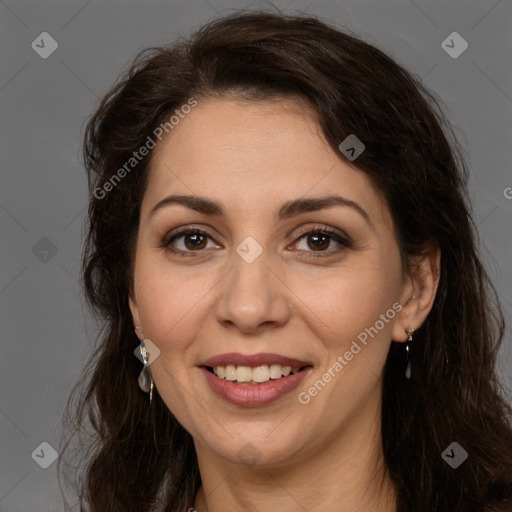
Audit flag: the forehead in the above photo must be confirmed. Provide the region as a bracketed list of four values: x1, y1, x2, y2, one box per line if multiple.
[143, 97, 389, 225]
[149, 96, 329, 176]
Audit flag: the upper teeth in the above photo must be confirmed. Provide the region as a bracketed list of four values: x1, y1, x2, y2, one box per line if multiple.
[212, 364, 301, 383]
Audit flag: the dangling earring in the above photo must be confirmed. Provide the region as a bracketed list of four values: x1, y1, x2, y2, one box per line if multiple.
[135, 327, 154, 404]
[404, 326, 414, 380]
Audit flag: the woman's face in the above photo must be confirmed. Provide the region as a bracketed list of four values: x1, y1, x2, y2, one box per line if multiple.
[130, 97, 415, 467]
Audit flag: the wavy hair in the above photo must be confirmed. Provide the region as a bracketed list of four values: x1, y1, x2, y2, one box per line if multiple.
[59, 11, 512, 512]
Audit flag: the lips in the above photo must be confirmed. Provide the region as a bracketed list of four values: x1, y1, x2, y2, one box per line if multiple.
[198, 352, 313, 407]
[199, 352, 311, 368]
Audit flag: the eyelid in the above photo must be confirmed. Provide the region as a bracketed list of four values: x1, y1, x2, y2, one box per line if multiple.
[161, 223, 219, 244]
[292, 224, 351, 242]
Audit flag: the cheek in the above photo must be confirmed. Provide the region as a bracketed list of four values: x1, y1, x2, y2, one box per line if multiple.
[134, 257, 204, 419]
[293, 265, 402, 421]
[291, 255, 402, 351]
[134, 256, 210, 343]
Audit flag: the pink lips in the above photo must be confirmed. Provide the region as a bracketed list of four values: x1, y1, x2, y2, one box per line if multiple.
[199, 352, 310, 368]
[198, 352, 313, 407]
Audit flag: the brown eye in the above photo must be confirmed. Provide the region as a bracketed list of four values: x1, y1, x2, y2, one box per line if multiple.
[163, 229, 220, 256]
[306, 232, 330, 251]
[183, 232, 208, 250]
[293, 227, 352, 257]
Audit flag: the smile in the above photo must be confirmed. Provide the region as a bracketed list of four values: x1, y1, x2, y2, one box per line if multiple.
[206, 364, 304, 384]
[199, 353, 313, 406]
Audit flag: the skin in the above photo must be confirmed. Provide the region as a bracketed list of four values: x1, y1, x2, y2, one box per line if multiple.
[129, 97, 440, 512]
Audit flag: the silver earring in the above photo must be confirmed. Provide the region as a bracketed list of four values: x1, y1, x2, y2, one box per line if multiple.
[135, 327, 154, 404]
[404, 327, 414, 380]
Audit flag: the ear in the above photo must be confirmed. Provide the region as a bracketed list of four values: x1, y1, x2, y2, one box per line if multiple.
[392, 244, 441, 342]
[129, 288, 144, 341]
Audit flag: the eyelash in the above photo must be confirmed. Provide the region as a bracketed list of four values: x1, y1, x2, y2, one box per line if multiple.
[160, 225, 352, 259]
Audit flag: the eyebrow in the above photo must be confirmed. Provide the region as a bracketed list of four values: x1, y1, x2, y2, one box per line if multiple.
[149, 194, 374, 230]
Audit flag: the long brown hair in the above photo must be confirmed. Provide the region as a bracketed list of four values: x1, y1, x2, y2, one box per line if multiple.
[59, 11, 512, 512]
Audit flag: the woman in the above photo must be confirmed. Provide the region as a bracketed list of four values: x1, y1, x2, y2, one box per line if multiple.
[60, 11, 512, 512]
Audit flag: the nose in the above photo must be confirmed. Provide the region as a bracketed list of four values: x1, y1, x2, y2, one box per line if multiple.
[214, 248, 291, 334]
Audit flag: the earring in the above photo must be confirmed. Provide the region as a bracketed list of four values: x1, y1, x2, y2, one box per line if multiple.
[135, 327, 154, 404]
[404, 327, 414, 379]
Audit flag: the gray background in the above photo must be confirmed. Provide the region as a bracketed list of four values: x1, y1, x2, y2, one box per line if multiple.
[0, 0, 511, 510]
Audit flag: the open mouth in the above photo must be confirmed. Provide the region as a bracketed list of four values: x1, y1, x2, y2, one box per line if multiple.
[204, 364, 311, 385]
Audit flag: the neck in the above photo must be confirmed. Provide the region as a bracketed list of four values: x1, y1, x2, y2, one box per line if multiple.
[193, 396, 397, 512]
